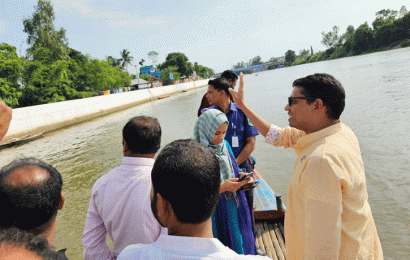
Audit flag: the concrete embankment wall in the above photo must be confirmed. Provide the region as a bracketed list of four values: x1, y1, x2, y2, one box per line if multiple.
[1, 79, 209, 145]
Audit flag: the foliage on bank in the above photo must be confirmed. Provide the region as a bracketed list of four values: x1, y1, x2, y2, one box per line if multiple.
[290, 7, 410, 67]
[0, 0, 132, 108]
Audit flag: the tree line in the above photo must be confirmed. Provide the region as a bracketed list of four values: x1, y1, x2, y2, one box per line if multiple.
[231, 6, 409, 69]
[0, 0, 213, 108]
[286, 6, 410, 66]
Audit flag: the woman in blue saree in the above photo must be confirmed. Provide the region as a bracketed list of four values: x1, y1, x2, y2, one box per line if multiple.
[194, 109, 256, 255]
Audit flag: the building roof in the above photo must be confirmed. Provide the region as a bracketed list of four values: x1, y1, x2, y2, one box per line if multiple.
[131, 78, 149, 85]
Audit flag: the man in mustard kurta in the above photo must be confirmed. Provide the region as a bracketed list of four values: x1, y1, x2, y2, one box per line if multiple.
[229, 73, 383, 259]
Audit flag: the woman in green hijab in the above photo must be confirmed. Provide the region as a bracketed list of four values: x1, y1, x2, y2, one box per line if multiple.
[194, 109, 256, 255]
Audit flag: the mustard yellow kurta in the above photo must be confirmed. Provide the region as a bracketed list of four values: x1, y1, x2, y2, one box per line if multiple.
[266, 122, 383, 260]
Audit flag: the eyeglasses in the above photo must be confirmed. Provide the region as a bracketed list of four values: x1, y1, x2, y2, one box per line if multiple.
[288, 97, 316, 106]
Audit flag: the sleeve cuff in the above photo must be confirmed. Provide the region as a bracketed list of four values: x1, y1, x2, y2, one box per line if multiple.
[265, 124, 280, 145]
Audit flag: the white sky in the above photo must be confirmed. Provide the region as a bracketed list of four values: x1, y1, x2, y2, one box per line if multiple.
[0, 0, 406, 73]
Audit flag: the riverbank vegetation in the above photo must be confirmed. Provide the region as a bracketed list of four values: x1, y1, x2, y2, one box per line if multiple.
[231, 6, 409, 69]
[0, 0, 213, 108]
[290, 7, 410, 66]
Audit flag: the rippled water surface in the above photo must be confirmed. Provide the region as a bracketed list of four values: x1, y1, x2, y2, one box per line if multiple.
[1, 47, 409, 259]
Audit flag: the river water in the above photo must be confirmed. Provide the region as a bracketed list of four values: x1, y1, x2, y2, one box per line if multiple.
[1, 47, 409, 259]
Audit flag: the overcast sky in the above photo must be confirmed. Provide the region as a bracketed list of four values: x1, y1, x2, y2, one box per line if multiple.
[0, 0, 406, 73]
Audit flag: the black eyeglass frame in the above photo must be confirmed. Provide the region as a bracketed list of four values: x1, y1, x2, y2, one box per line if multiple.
[288, 97, 316, 106]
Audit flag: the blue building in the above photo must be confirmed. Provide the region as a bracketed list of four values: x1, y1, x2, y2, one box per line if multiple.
[140, 65, 163, 79]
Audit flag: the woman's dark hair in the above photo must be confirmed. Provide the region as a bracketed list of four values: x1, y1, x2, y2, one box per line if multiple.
[208, 78, 231, 97]
[293, 73, 346, 120]
[151, 139, 220, 224]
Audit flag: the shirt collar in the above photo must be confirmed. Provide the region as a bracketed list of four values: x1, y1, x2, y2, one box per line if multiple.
[154, 234, 227, 253]
[294, 122, 344, 154]
[228, 101, 238, 112]
[122, 157, 155, 167]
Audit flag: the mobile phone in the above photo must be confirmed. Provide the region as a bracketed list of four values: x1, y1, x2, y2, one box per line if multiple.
[238, 172, 253, 182]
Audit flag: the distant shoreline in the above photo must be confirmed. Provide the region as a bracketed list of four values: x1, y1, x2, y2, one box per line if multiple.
[1, 79, 210, 148]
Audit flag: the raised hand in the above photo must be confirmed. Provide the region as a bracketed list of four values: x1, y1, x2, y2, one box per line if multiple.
[229, 72, 245, 107]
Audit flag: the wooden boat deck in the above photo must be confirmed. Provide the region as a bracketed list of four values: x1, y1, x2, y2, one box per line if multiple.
[253, 178, 286, 259]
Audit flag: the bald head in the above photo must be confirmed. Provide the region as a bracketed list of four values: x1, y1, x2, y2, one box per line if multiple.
[0, 158, 63, 235]
[6, 165, 49, 187]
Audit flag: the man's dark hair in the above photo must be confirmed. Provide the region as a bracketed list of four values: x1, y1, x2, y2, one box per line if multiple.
[208, 78, 231, 97]
[151, 139, 220, 224]
[0, 227, 59, 259]
[122, 116, 161, 154]
[0, 158, 63, 235]
[221, 70, 238, 82]
[293, 73, 346, 120]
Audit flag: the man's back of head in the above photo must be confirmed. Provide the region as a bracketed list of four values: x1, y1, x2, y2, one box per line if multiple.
[151, 139, 220, 225]
[221, 70, 238, 88]
[0, 158, 63, 238]
[123, 116, 161, 156]
[0, 227, 59, 260]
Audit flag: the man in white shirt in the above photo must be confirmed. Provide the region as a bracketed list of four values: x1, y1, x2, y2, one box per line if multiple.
[82, 116, 165, 259]
[117, 139, 270, 260]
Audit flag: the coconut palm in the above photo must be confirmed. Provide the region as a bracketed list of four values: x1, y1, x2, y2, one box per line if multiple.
[120, 49, 133, 70]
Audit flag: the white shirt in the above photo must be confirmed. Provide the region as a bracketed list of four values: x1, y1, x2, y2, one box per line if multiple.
[82, 157, 166, 260]
[117, 234, 271, 260]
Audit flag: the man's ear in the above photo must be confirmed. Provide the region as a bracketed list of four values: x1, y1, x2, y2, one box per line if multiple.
[313, 99, 325, 112]
[123, 140, 129, 155]
[58, 193, 65, 210]
[157, 193, 173, 225]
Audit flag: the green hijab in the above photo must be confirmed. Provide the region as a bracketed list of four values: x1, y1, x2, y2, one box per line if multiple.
[194, 109, 235, 183]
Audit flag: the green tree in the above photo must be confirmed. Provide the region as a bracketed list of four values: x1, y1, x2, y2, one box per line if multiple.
[160, 66, 181, 81]
[147, 51, 158, 65]
[159, 53, 193, 77]
[120, 49, 133, 70]
[299, 49, 310, 56]
[352, 22, 374, 54]
[233, 61, 245, 69]
[321, 26, 340, 48]
[374, 22, 398, 47]
[398, 6, 408, 18]
[285, 50, 296, 65]
[395, 12, 410, 41]
[268, 57, 278, 62]
[139, 74, 151, 81]
[107, 56, 121, 67]
[249, 56, 262, 66]
[0, 43, 23, 107]
[372, 9, 398, 30]
[23, 0, 69, 61]
[139, 59, 145, 66]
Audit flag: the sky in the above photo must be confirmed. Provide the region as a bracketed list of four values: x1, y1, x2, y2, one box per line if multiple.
[0, 0, 407, 73]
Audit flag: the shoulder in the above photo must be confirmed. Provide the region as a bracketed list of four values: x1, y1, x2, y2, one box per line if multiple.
[117, 244, 147, 260]
[91, 166, 121, 193]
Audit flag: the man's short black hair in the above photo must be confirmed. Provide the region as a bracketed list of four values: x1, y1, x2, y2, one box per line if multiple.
[151, 139, 220, 224]
[0, 158, 63, 235]
[122, 116, 161, 154]
[0, 227, 59, 259]
[221, 70, 238, 82]
[293, 73, 346, 120]
[208, 78, 231, 97]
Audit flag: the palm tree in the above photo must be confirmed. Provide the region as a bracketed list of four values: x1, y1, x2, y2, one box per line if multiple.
[120, 49, 133, 70]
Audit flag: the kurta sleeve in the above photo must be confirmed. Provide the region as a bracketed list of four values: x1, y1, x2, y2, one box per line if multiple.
[82, 189, 115, 260]
[300, 155, 344, 259]
[265, 125, 305, 148]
